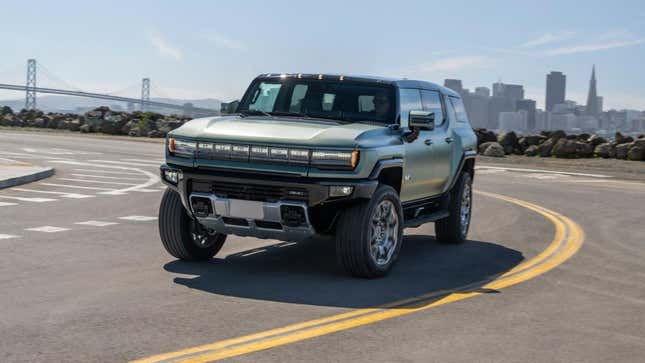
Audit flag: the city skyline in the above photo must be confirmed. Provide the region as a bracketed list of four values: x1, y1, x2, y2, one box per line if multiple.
[1, 0, 644, 110]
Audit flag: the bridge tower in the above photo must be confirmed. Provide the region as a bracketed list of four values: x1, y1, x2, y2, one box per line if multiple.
[25, 59, 37, 110]
[141, 78, 150, 111]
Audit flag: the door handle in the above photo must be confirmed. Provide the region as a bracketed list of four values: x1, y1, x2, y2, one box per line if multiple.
[424, 139, 433, 146]
[445, 137, 454, 143]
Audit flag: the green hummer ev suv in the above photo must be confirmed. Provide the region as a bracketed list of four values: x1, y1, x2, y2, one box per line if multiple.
[158, 73, 477, 277]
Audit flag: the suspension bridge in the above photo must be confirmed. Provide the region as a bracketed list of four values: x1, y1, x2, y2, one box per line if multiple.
[0, 59, 218, 117]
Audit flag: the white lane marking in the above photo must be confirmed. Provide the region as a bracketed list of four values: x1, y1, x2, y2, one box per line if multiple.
[0, 202, 18, 207]
[51, 160, 159, 194]
[75, 220, 119, 227]
[523, 173, 568, 180]
[22, 147, 102, 155]
[476, 165, 612, 178]
[0, 234, 21, 240]
[130, 188, 160, 193]
[12, 188, 94, 199]
[72, 168, 143, 176]
[0, 196, 57, 202]
[119, 215, 157, 221]
[121, 158, 164, 165]
[57, 178, 140, 186]
[69, 173, 148, 181]
[26, 226, 70, 233]
[40, 183, 115, 191]
[89, 159, 160, 168]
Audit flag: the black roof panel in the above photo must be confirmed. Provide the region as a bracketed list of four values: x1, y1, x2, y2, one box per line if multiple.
[254, 73, 461, 97]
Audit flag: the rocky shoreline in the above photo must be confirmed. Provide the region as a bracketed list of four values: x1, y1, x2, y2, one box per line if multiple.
[1, 106, 643, 161]
[475, 128, 644, 161]
[0, 106, 190, 138]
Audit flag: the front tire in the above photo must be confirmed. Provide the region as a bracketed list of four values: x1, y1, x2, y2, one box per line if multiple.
[435, 171, 473, 244]
[336, 185, 403, 278]
[158, 189, 226, 261]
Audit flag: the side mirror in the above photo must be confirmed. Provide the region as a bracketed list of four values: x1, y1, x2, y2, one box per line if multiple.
[409, 110, 434, 130]
[220, 100, 240, 115]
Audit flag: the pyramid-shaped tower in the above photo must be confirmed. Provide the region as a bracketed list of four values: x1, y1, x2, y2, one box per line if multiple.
[585, 65, 599, 116]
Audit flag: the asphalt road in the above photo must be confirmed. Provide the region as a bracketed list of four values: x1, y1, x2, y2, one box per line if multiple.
[1, 131, 643, 363]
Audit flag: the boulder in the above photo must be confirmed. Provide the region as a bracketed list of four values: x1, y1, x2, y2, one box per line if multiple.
[627, 145, 645, 161]
[553, 139, 594, 158]
[497, 131, 518, 154]
[587, 134, 607, 148]
[147, 130, 163, 138]
[478, 141, 496, 154]
[615, 143, 631, 159]
[524, 145, 539, 156]
[614, 132, 633, 145]
[482, 142, 505, 157]
[537, 138, 556, 157]
[594, 143, 615, 158]
[0, 105, 13, 116]
[474, 128, 497, 146]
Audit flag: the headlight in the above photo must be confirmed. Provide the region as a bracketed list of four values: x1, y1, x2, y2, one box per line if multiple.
[168, 138, 197, 158]
[311, 150, 359, 169]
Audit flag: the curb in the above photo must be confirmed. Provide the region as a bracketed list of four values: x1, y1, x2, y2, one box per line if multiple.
[0, 167, 55, 189]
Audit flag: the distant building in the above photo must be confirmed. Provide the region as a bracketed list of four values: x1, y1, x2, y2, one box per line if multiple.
[549, 113, 578, 131]
[467, 94, 491, 129]
[535, 109, 547, 130]
[488, 97, 515, 130]
[475, 87, 490, 97]
[545, 71, 566, 112]
[444, 79, 464, 94]
[577, 115, 600, 131]
[498, 110, 528, 132]
[585, 65, 600, 116]
[596, 96, 603, 114]
[492, 82, 524, 102]
[552, 100, 578, 114]
[516, 99, 537, 131]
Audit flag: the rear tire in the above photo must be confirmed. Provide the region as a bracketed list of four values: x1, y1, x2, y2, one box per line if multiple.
[158, 189, 226, 261]
[435, 172, 472, 244]
[336, 185, 403, 278]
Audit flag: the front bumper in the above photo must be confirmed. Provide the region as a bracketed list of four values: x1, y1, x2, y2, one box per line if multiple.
[160, 164, 378, 241]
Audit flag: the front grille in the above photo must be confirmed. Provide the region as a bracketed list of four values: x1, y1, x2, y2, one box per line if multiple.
[191, 180, 309, 203]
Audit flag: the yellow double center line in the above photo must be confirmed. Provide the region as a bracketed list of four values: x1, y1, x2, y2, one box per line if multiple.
[133, 191, 585, 363]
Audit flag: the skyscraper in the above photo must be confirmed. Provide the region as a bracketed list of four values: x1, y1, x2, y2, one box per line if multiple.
[444, 79, 463, 94]
[585, 65, 599, 116]
[545, 71, 566, 112]
[516, 99, 537, 131]
[492, 82, 524, 102]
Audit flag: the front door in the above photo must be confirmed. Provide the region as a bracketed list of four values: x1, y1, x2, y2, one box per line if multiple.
[400, 89, 454, 202]
[421, 90, 452, 193]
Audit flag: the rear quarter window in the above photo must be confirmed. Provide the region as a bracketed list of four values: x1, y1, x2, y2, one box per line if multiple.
[449, 96, 469, 123]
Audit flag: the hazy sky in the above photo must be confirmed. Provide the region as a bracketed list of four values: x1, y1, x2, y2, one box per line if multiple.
[1, 0, 644, 109]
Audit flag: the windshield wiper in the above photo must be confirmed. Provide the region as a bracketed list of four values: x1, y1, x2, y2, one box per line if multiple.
[268, 111, 307, 117]
[238, 109, 272, 118]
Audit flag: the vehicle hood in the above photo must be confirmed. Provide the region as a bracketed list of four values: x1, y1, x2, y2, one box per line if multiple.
[169, 115, 394, 148]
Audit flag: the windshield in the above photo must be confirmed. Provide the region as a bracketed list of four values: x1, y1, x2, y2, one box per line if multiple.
[238, 79, 396, 125]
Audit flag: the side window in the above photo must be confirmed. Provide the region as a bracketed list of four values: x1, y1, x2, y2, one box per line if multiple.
[398, 88, 423, 126]
[248, 82, 282, 112]
[289, 84, 308, 112]
[449, 96, 469, 123]
[420, 90, 445, 125]
[444, 95, 458, 124]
